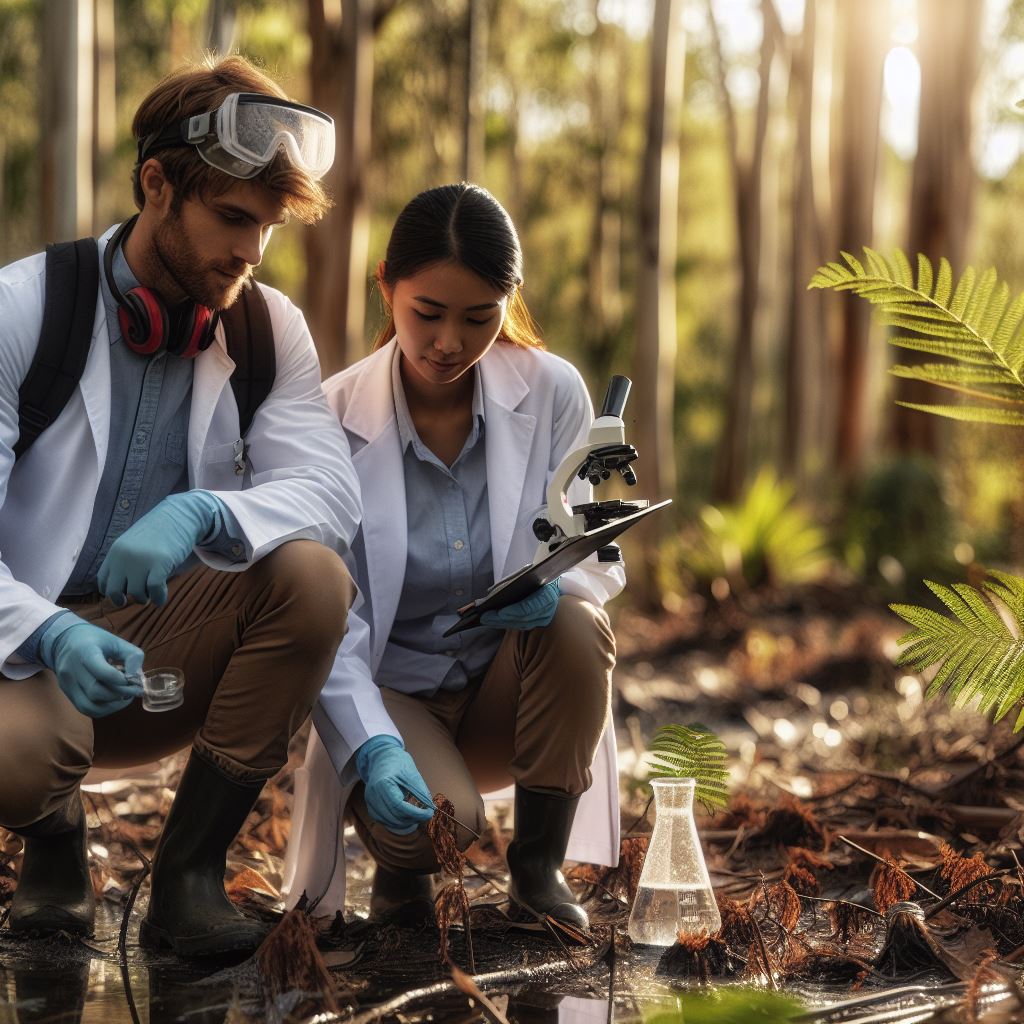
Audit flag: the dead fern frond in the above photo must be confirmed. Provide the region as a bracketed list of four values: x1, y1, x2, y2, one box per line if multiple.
[752, 795, 826, 850]
[871, 858, 918, 915]
[435, 882, 471, 963]
[754, 881, 802, 933]
[428, 793, 466, 875]
[256, 907, 338, 1018]
[940, 842, 995, 904]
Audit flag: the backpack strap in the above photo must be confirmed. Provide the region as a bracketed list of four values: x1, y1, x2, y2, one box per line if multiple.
[221, 282, 275, 437]
[15, 238, 98, 461]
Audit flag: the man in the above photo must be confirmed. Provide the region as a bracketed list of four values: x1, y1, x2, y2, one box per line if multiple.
[0, 55, 360, 957]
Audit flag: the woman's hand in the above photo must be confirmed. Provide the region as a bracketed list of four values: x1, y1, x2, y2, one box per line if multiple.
[355, 735, 435, 834]
[479, 579, 561, 630]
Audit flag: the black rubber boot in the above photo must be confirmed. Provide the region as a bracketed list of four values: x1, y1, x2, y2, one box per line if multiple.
[369, 864, 436, 925]
[8, 795, 95, 938]
[139, 751, 271, 957]
[506, 785, 589, 930]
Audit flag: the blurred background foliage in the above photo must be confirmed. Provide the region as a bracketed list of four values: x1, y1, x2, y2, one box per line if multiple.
[6, 0, 1024, 613]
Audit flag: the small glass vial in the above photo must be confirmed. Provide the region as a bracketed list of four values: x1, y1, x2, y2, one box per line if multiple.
[627, 778, 722, 945]
[139, 668, 185, 713]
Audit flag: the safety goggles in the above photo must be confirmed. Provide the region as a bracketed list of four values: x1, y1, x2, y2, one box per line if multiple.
[139, 92, 335, 180]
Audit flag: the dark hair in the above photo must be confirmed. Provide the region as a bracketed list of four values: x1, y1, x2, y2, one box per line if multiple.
[131, 54, 331, 224]
[373, 183, 543, 350]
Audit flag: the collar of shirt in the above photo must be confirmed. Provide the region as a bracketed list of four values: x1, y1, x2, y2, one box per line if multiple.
[99, 233, 144, 349]
[390, 344, 486, 462]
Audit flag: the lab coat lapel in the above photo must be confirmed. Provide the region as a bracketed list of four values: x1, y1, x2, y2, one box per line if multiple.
[343, 343, 407, 663]
[79, 299, 112, 474]
[480, 344, 534, 578]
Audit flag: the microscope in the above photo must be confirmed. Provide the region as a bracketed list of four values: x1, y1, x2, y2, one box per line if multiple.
[530, 374, 654, 567]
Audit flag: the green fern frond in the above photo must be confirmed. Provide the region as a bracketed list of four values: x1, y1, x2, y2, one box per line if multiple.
[645, 724, 729, 815]
[891, 573, 1024, 730]
[809, 248, 1024, 422]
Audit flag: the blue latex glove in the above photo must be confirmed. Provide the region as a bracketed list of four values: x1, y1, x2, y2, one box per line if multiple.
[39, 615, 144, 719]
[479, 579, 561, 630]
[355, 735, 435, 835]
[98, 491, 226, 607]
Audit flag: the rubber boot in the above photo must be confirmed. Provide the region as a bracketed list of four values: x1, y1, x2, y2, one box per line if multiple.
[8, 794, 95, 937]
[506, 785, 589, 930]
[139, 751, 271, 957]
[369, 864, 436, 925]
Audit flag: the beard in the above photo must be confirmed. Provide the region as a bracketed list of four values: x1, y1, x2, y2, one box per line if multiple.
[152, 210, 251, 311]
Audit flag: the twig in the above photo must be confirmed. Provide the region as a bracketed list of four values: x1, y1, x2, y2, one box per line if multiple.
[797, 893, 884, 919]
[923, 869, 1013, 920]
[624, 795, 654, 835]
[837, 835, 942, 901]
[746, 911, 779, 991]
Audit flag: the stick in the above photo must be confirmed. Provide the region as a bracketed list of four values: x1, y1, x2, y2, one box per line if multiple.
[836, 835, 942, 901]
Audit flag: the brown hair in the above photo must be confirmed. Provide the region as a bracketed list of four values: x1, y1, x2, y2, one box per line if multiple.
[372, 183, 545, 351]
[131, 54, 331, 224]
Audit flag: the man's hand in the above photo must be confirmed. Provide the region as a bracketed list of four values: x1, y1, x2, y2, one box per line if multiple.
[355, 735, 435, 835]
[98, 491, 225, 607]
[480, 579, 561, 630]
[40, 618, 144, 719]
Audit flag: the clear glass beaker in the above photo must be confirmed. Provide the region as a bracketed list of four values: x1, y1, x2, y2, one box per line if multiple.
[627, 777, 722, 945]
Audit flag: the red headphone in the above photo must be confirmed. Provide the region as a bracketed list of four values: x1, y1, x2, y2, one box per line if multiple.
[103, 216, 219, 359]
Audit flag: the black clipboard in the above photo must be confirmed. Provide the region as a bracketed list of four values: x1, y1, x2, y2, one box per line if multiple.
[442, 499, 672, 636]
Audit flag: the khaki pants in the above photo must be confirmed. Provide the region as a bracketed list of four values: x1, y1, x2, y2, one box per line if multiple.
[350, 595, 615, 872]
[0, 540, 354, 830]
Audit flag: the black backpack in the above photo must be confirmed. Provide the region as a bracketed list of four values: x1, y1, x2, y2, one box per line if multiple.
[14, 237, 276, 461]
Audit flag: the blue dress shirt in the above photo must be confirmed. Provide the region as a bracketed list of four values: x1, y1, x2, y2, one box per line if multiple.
[374, 349, 502, 695]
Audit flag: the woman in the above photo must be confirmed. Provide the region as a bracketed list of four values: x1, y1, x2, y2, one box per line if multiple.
[284, 184, 624, 929]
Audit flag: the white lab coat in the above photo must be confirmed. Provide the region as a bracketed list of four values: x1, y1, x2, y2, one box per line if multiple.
[0, 225, 361, 678]
[283, 339, 624, 913]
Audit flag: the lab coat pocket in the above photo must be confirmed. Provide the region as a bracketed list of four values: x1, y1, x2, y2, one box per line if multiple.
[198, 439, 246, 492]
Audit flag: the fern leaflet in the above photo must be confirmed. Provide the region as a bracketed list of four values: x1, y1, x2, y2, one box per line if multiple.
[891, 572, 1024, 731]
[809, 248, 1024, 422]
[645, 723, 729, 814]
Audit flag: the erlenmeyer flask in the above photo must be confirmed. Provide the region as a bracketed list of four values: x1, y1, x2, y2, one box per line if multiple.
[627, 777, 722, 945]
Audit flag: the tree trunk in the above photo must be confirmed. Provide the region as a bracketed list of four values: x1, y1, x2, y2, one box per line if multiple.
[92, 0, 115, 232]
[891, 0, 983, 455]
[205, 0, 237, 55]
[460, 0, 488, 183]
[709, 0, 779, 502]
[831, 0, 887, 484]
[305, 0, 378, 375]
[782, 0, 824, 483]
[631, 0, 685, 609]
[583, 1, 625, 383]
[41, 0, 94, 241]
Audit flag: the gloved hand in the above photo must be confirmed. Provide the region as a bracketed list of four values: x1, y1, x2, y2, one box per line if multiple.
[480, 579, 561, 630]
[39, 615, 144, 719]
[98, 490, 226, 607]
[355, 735, 435, 835]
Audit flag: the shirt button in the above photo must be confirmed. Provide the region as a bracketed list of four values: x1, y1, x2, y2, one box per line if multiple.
[455, 588, 464, 597]
[444, 649, 455, 657]
[119, 498, 130, 510]
[231, 543, 244, 558]
[453, 540, 464, 550]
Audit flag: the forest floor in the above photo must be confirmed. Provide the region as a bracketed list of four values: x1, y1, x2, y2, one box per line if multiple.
[2, 582, 1024, 1023]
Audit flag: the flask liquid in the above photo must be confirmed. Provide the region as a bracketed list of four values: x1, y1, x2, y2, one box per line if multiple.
[626, 777, 722, 945]
[628, 883, 721, 945]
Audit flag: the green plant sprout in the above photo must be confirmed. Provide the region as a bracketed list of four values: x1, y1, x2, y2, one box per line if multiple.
[682, 468, 830, 590]
[645, 723, 729, 814]
[811, 247, 1024, 730]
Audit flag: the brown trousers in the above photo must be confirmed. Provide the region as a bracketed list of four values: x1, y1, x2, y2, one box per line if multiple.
[350, 595, 616, 873]
[0, 540, 354, 830]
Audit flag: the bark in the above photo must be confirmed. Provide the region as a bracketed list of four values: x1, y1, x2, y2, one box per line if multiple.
[583, 1, 625, 382]
[831, 0, 887, 484]
[205, 0, 237, 56]
[460, 0, 488, 183]
[92, 0, 115, 231]
[891, 0, 983, 455]
[305, 0, 380, 375]
[709, 0, 780, 502]
[782, 0, 825, 482]
[631, 0, 685, 608]
[41, 0, 94, 241]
